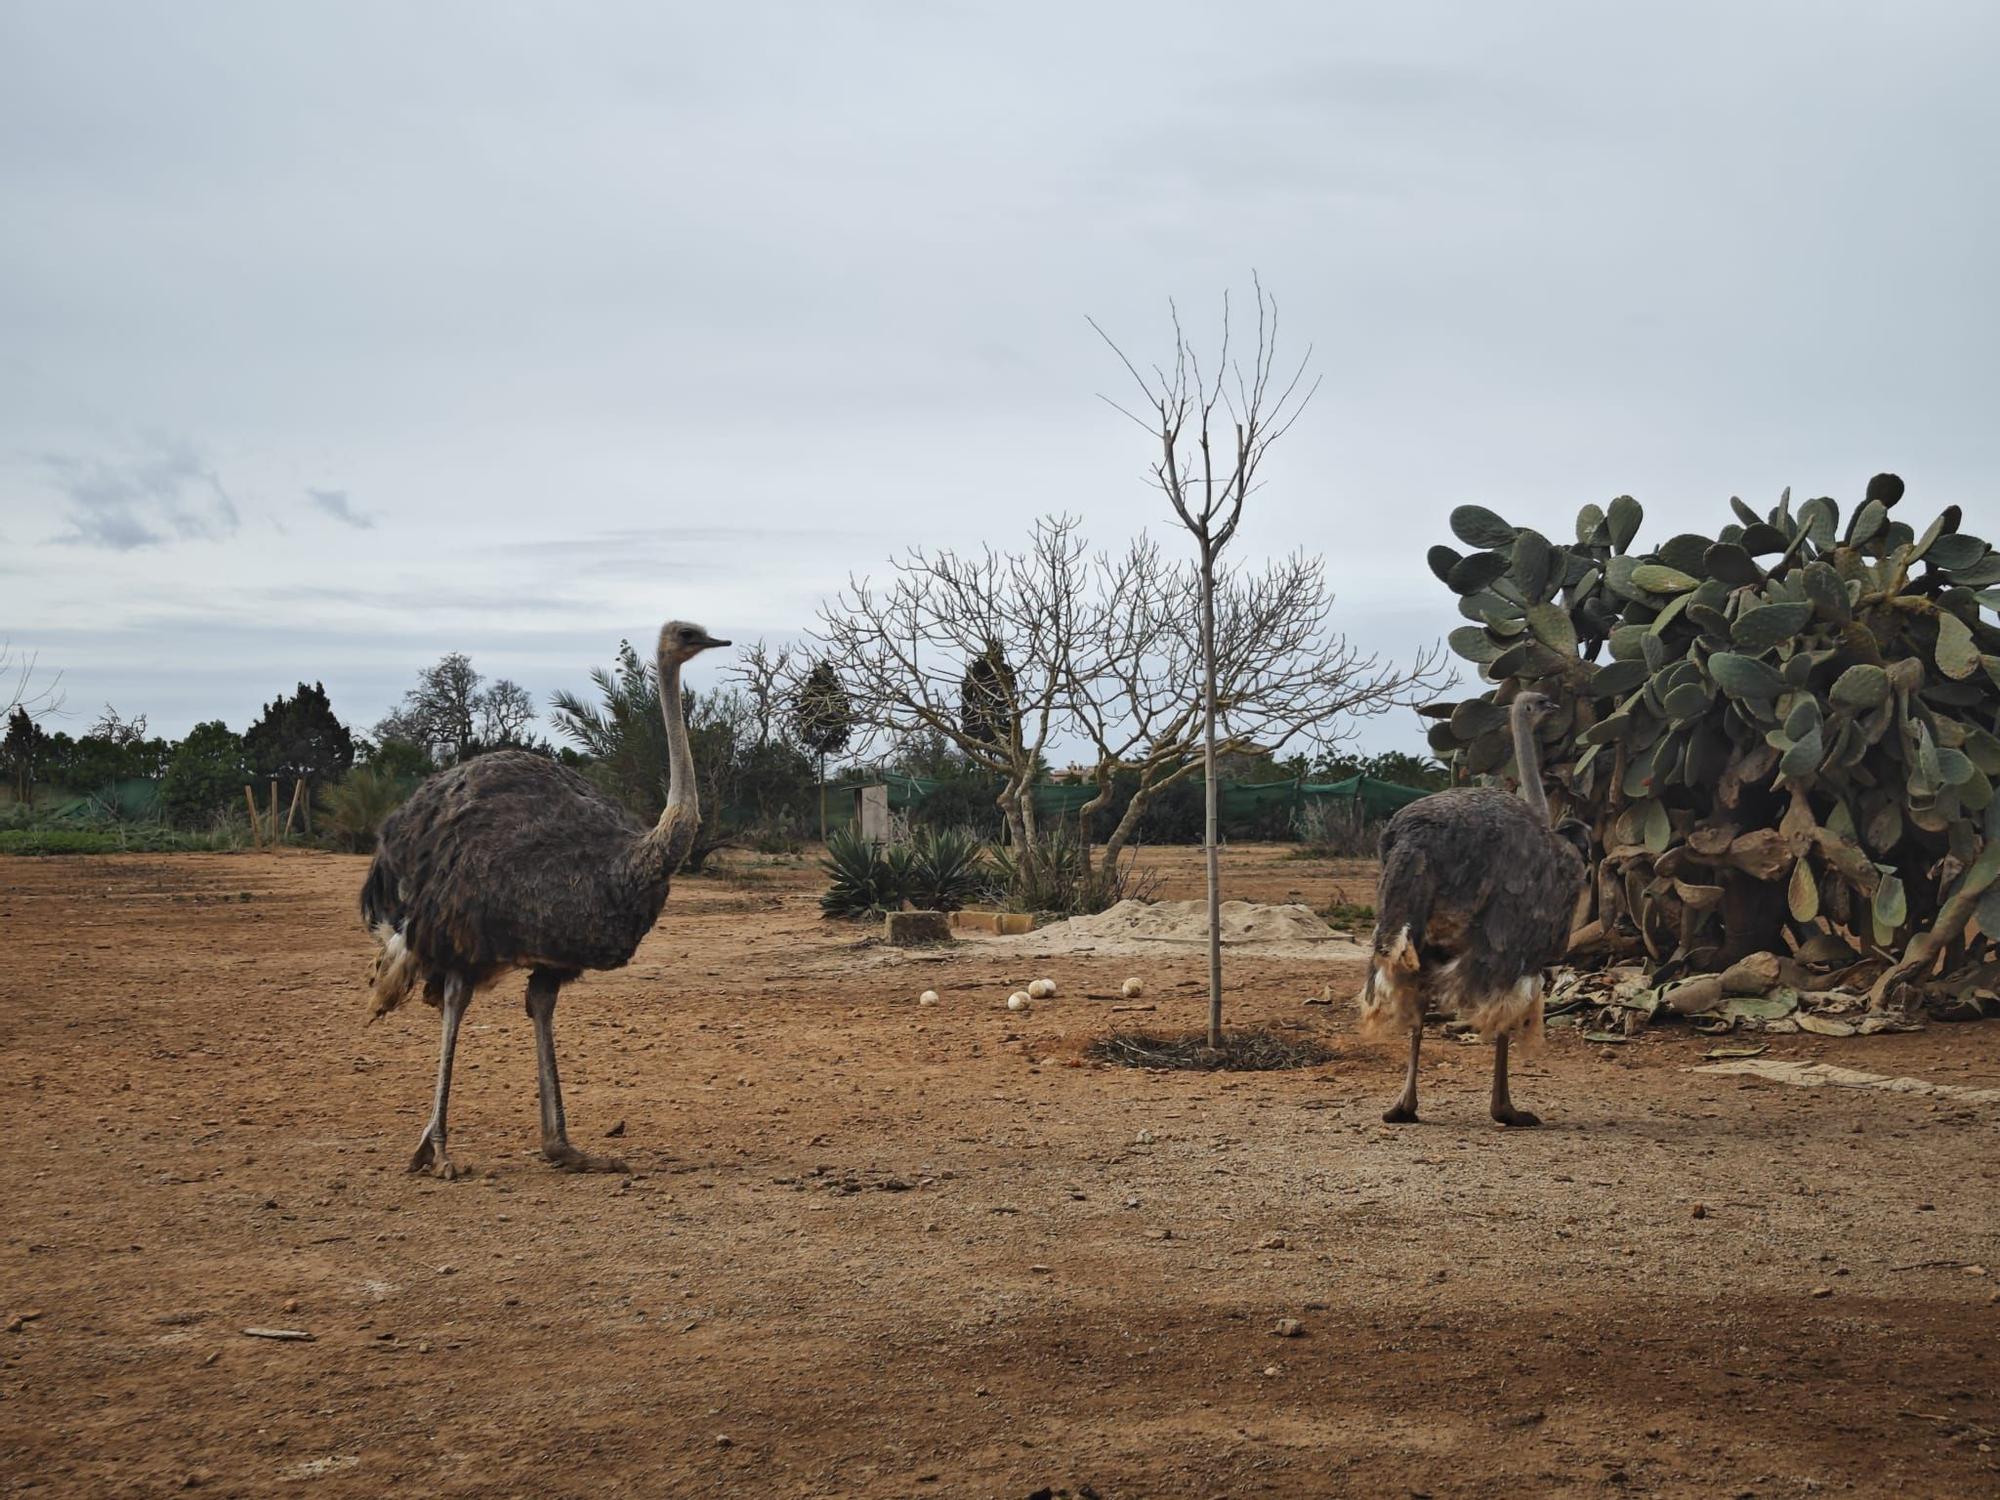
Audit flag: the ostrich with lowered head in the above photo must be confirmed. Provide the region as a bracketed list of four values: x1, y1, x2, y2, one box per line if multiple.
[1358, 690, 1589, 1126]
[361, 619, 729, 1178]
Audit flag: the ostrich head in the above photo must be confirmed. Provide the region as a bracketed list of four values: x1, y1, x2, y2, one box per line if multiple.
[657, 620, 730, 665]
[1512, 689, 1558, 727]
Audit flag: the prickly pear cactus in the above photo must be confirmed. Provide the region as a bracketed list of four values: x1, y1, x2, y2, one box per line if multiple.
[1422, 473, 2000, 1010]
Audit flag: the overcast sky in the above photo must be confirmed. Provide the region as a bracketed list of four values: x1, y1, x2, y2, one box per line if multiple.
[4, 1, 1995, 759]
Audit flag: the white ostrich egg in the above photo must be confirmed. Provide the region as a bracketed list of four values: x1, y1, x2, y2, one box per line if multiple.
[1007, 992, 1031, 1012]
[919, 990, 940, 1006]
[1028, 978, 1056, 999]
[1121, 977, 1144, 998]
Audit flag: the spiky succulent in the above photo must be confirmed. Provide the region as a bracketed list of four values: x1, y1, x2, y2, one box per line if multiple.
[1423, 473, 2000, 1005]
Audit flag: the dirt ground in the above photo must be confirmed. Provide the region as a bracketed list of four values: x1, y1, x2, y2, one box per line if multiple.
[2, 845, 1998, 1499]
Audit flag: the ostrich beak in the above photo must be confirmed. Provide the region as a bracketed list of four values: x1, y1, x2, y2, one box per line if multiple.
[695, 633, 731, 651]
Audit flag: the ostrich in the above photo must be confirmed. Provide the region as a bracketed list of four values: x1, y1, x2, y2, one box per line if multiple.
[360, 619, 729, 1178]
[1358, 690, 1589, 1127]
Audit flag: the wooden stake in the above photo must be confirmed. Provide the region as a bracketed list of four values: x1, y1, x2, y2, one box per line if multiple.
[282, 778, 304, 840]
[269, 780, 280, 846]
[244, 785, 262, 846]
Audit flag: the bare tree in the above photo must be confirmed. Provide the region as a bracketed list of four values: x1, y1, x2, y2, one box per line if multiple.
[478, 679, 537, 747]
[809, 515, 1088, 851]
[727, 639, 794, 748]
[1070, 538, 1447, 880]
[1091, 276, 1320, 1047]
[89, 704, 149, 744]
[380, 652, 534, 763]
[1, 643, 64, 724]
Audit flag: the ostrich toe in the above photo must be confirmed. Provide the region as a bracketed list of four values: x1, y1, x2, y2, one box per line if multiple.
[543, 1142, 630, 1174]
[1381, 1100, 1419, 1124]
[1491, 1104, 1541, 1128]
[408, 1130, 461, 1180]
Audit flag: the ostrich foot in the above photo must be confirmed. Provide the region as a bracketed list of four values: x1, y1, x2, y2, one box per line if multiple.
[1381, 1099, 1419, 1124]
[1491, 1104, 1541, 1128]
[407, 1129, 461, 1180]
[542, 1141, 630, 1174]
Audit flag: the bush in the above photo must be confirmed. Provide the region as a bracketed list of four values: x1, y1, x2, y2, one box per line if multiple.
[908, 775, 1007, 839]
[987, 823, 1160, 915]
[0, 825, 243, 855]
[160, 722, 249, 829]
[321, 765, 416, 853]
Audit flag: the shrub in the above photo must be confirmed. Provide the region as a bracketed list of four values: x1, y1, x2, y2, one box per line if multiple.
[321, 764, 415, 853]
[160, 722, 249, 829]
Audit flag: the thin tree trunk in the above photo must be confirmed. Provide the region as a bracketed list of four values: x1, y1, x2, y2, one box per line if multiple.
[818, 751, 826, 845]
[1200, 540, 1223, 1048]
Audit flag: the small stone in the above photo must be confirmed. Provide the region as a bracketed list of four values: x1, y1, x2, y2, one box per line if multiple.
[282, 1298, 298, 1314]
[1135, 1129, 1155, 1145]
[1691, 1204, 1707, 1220]
[1262, 1365, 1280, 1378]
[714, 1435, 733, 1449]
[1809, 1285, 1833, 1299]
[1259, 1234, 1288, 1250]
[435, 1264, 457, 1276]
[1272, 1317, 1304, 1338]
[605, 1120, 626, 1138]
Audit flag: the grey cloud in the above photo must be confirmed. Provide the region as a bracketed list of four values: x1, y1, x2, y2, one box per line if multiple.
[44, 433, 239, 550]
[307, 487, 373, 529]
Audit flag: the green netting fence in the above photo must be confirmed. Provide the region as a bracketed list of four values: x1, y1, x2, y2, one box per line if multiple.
[2, 779, 163, 822]
[818, 773, 1428, 840]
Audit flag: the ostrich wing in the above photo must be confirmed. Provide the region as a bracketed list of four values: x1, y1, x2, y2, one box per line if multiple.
[1376, 788, 1583, 992]
[373, 751, 668, 979]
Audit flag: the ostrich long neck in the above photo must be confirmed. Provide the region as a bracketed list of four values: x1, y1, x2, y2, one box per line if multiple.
[639, 648, 700, 874]
[1512, 701, 1552, 828]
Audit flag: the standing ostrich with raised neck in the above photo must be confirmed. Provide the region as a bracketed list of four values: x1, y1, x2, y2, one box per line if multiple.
[1359, 690, 1588, 1126]
[361, 620, 729, 1178]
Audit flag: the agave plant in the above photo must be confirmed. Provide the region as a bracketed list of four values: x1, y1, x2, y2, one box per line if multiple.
[904, 827, 992, 912]
[1422, 472, 2000, 1009]
[818, 826, 910, 918]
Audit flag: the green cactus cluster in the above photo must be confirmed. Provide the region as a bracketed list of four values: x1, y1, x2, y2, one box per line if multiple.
[1422, 473, 2000, 1003]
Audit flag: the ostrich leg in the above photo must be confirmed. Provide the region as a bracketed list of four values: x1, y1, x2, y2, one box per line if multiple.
[409, 974, 469, 1179]
[1382, 1023, 1422, 1123]
[1490, 1032, 1540, 1128]
[525, 970, 630, 1173]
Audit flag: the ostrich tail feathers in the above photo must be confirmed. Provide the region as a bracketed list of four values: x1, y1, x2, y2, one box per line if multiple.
[1357, 926, 1424, 1041]
[1458, 976, 1547, 1052]
[368, 922, 419, 1020]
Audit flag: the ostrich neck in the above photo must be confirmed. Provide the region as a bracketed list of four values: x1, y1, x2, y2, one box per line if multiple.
[1512, 703, 1552, 827]
[638, 649, 700, 875]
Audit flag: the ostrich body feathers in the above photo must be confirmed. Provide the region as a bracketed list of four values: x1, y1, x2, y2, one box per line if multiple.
[361, 750, 682, 1017]
[1359, 787, 1585, 1046]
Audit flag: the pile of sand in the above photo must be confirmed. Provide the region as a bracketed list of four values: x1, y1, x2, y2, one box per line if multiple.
[1060, 899, 1341, 945]
[958, 899, 1367, 960]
